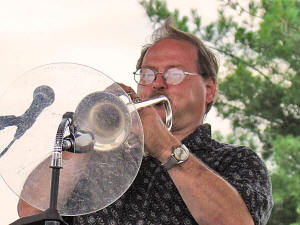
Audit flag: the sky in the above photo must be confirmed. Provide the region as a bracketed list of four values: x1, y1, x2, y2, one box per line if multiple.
[0, 0, 227, 223]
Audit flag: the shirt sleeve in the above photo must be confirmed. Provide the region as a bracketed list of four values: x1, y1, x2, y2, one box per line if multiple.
[219, 146, 274, 225]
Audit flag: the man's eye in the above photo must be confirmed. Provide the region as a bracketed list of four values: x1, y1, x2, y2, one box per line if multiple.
[142, 73, 153, 79]
[170, 73, 182, 78]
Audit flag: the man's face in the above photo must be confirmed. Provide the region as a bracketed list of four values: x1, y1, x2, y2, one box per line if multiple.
[137, 38, 216, 132]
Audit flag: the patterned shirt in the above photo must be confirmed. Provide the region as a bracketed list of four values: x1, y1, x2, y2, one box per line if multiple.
[65, 124, 273, 225]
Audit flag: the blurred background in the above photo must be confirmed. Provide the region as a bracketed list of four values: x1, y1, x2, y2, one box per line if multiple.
[0, 0, 299, 224]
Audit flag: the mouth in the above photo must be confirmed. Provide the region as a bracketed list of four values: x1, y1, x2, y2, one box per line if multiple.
[155, 101, 164, 107]
[148, 92, 172, 110]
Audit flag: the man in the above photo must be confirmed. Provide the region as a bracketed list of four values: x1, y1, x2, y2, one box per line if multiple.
[18, 20, 273, 225]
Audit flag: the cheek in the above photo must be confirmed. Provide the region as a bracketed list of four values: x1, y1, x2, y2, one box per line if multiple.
[182, 80, 206, 100]
[194, 86, 206, 102]
[179, 83, 206, 111]
[137, 86, 150, 99]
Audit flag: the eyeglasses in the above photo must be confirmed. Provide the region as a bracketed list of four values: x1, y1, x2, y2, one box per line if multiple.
[133, 67, 201, 86]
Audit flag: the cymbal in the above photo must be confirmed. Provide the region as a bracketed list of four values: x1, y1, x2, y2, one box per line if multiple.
[0, 63, 144, 216]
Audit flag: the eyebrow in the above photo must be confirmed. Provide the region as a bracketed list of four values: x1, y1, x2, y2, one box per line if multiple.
[141, 64, 185, 71]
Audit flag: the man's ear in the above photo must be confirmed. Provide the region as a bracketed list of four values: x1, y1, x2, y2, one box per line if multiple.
[205, 78, 216, 105]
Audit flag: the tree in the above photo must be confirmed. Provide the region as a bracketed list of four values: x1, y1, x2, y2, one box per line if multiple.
[270, 135, 300, 225]
[139, 0, 300, 224]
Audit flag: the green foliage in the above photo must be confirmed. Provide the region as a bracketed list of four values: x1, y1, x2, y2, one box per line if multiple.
[140, 0, 189, 31]
[269, 135, 300, 224]
[140, 0, 300, 224]
[139, 0, 300, 155]
[213, 129, 258, 150]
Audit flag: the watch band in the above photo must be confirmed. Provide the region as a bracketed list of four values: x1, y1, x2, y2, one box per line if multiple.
[162, 144, 190, 170]
[162, 155, 179, 170]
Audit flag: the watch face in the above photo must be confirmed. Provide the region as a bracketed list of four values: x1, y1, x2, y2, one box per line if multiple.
[174, 147, 189, 161]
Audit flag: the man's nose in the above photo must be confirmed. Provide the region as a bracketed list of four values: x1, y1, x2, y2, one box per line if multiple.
[152, 74, 167, 90]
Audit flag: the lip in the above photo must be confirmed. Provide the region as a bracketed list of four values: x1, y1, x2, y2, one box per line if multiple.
[153, 102, 166, 119]
[149, 92, 165, 98]
[154, 101, 164, 107]
[147, 92, 172, 108]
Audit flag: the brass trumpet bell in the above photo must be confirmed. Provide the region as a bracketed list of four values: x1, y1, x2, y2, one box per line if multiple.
[73, 91, 172, 152]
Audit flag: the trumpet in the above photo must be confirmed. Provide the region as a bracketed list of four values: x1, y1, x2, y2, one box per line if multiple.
[71, 91, 172, 152]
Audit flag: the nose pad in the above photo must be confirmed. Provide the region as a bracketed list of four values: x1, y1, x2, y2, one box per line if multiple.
[153, 74, 167, 90]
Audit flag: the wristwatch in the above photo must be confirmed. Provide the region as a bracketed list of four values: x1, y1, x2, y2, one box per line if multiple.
[162, 144, 190, 170]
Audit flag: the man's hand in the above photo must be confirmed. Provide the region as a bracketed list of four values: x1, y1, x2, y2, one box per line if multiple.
[116, 83, 179, 161]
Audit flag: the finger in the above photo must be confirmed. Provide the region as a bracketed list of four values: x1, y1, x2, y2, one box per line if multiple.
[116, 82, 139, 100]
[116, 82, 133, 92]
[138, 106, 158, 119]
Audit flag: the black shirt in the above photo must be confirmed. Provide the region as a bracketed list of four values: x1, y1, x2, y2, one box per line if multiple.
[68, 124, 273, 225]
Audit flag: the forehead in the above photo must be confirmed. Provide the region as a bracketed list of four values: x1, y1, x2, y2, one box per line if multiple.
[142, 38, 198, 69]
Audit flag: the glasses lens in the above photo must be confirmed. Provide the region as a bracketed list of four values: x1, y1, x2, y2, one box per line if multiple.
[164, 68, 185, 85]
[136, 68, 155, 85]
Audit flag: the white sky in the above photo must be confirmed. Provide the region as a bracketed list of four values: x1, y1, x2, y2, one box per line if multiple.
[0, 0, 229, 223]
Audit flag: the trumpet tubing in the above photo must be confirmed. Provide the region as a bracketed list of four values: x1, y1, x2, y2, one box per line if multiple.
[73, 91, 172, 151]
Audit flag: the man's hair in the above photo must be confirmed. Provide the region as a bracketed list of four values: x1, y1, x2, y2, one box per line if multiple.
[136, 18, 219, 113]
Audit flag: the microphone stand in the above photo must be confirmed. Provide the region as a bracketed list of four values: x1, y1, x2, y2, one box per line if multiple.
[11, 113, 73, 225]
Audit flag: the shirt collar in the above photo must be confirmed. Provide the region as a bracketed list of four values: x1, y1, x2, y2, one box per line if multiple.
[182, 123, 212, 152]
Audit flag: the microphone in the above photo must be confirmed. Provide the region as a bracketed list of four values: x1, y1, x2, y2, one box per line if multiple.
[0, 85, 55, 157]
